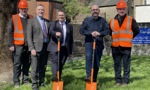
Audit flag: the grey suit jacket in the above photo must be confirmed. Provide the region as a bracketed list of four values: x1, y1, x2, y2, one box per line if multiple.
[47, 20, 73, 55]
[27, 17, 50, 52]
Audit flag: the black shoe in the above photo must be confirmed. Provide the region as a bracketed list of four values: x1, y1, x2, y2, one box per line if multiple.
[84, 77, 91, 82]
[39, 83, 45, 87]
[32, 86, 39, 90]
[22, 80, 29, 85]
[52, 76, 58, 81]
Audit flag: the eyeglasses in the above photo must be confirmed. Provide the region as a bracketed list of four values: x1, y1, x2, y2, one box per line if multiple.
[117, 8, 126, 11]
[91, 9, 99, 11]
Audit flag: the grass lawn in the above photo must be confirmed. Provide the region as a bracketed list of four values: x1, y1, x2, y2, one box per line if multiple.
[1, 56, 150, 90]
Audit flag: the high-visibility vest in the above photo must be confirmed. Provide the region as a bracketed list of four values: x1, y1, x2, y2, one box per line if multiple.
[110, 16, 133, 47]
[12, 14, 33, 45]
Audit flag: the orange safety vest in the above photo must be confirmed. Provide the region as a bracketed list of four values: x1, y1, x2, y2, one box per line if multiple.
[12, 14, 33, 45]
[110, 16, 133, 47]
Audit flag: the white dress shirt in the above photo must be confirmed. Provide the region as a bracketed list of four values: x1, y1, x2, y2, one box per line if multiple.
[59, 21, 67, 46]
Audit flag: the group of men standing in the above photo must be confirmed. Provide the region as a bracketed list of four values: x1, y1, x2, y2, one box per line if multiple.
[7, 0, 73, 90]
[80, 0, 140, 87]
[7, 0, 140, 90]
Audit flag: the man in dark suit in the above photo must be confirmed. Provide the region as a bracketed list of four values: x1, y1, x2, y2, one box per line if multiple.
[47, 10, 73, 81]
[27, 4, 50, 90]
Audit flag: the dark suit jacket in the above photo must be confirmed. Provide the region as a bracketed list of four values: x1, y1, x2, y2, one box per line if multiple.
[27, 16, 50, 52]
[47, 20, 73, 55]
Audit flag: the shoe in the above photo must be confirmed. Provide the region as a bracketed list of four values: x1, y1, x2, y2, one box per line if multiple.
[22, 80, 29, 85]
[39, 83, 45, 87]
[32, 86, 39, 90]
[84, 77, 91, 82]
[114, 83, 121, 87]
[14, 84, 20, 88]
[122, 82, 127, 87]
[52, 76, 58, 81]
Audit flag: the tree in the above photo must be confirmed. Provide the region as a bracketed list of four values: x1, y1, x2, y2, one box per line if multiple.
[0, 0, 19, 72]
[56, 0, 90, 21]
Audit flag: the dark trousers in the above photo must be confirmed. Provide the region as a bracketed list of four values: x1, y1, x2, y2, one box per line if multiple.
[112, 47, 131, 83]
[31, 43, 48, 87]
[13, 45, 30, 84]
[50, 46, 68, 79]
[85, 43, 102, 82]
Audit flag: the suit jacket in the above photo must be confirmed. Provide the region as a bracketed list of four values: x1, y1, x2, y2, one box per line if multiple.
[47, 20, 73, 55]
[27, 16, 50, 52]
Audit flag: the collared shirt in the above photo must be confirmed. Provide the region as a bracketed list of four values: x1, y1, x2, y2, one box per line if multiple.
[37, 15, 48, 43]
[59, 21, 67, 46]
[19, 13, 27, 18]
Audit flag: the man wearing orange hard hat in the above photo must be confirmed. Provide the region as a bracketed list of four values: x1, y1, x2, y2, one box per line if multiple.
[109, 0, 140, 86]
[7, 0, 33, 88]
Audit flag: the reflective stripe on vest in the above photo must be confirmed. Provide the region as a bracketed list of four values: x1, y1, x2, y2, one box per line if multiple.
[110, 16, 133, 47]
[12, 14, 24, 45]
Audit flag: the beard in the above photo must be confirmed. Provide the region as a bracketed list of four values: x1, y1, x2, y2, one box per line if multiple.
[92, 12, 99, 17]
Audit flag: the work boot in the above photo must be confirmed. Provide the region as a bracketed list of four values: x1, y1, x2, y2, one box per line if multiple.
[39, 82, 45, 87]
[121, 82, 128, 87]
[32, 84, 38, 90]
[52, 76, 58, 81]
[22, 80, 29, 85]
[14, 83, 20, 88]
[114, 83, 122, 87]
[84, 77, 90, 82]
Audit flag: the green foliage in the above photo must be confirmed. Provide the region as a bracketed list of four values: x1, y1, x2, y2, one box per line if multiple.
[57, 0, 90, 20]
[1, 56, 150, 90]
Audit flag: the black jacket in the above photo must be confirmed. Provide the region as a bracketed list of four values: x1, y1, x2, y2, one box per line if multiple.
[79, 16, 110, 50]
[47, 20, 73, 55]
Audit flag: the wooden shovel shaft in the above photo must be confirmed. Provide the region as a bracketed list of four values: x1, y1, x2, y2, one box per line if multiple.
[91, 38, 96, 82]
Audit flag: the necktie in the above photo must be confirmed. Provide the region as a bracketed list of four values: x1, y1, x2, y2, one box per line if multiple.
[60, 23, 64, 42]
[42, 19, 47, 37]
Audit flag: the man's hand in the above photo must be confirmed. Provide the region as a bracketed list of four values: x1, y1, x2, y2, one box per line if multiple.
[95, 31, 100, 36]
[91, 31, 97, 37]
[91, 31, 100, 37]
[31, 49, 36, 56]
[9, 46, 14, 51]
[56, 32, 61, 37]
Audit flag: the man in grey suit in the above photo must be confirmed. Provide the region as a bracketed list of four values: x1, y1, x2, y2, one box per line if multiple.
[47, 10, 73, 81]
[27, 4, 50, 90]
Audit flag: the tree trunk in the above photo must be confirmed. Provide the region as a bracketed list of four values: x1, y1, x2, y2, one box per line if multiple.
[0, 0, 18, 73]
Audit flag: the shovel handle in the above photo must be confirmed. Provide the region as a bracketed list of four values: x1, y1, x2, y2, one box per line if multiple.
[93, 40, 96, 49]
[91, 68, 94, 83]
[91, 38, 96, 83]
[57, 71, 60, 81]
[58, 41, 60, 52]
[57, 37, 61, 81]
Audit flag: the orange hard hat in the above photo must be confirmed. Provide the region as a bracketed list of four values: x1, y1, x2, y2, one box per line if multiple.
[18, 0, 28, 8]
[116, 0, 127, 9]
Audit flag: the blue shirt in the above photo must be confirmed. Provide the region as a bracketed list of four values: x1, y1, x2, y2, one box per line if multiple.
[37, 15, 48, 43]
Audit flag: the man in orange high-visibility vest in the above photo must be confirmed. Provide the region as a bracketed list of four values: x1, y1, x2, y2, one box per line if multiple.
[109, 0, 140, 86]
[7, 0, 33, 88]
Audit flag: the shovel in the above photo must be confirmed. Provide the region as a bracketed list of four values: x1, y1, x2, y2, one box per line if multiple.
[86, 38, 97, 90]
[52, 37, 63, 90]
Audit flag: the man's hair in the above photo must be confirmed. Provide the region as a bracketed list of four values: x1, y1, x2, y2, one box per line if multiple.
[57, 9, 65, 13]
[36, 4, 44, 8]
